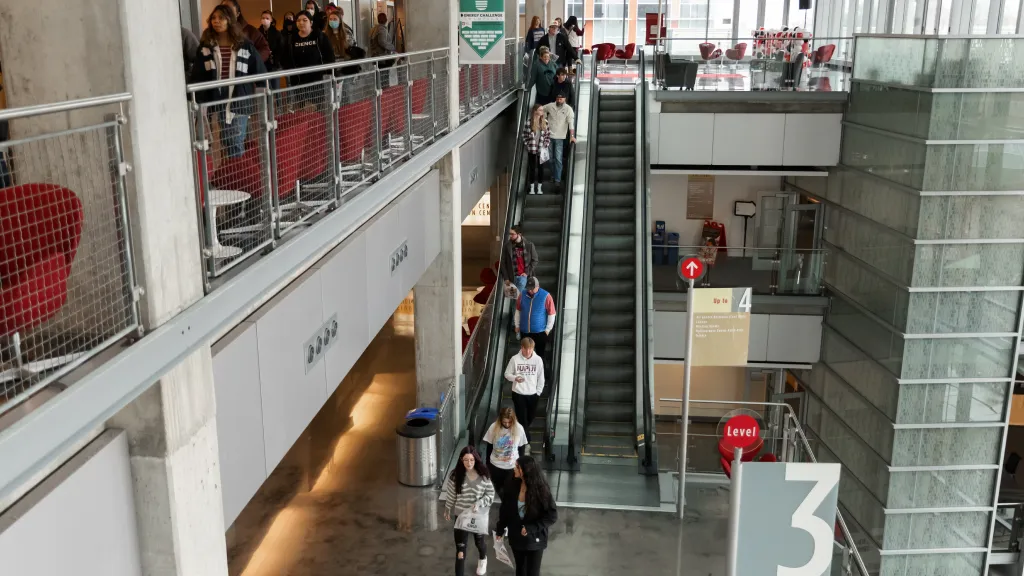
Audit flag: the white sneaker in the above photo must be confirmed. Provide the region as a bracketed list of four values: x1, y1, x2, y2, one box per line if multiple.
[477, 558, 487, 575]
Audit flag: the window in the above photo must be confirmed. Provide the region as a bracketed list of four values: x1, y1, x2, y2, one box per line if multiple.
[637, 2, 661, 43]
[764, 0, 786, 29]
[972, 0, 992, 33]
[1000, 0, 1021, 33]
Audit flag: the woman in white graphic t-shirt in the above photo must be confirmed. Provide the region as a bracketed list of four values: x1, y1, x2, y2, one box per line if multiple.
[482, 406, 529, 492]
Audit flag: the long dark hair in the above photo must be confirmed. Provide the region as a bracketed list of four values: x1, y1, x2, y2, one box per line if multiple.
[517, 456, 554, 516]
[450, 446, 490, 494]
[564, 16, 578, 31]
[200, 5, 246, 49]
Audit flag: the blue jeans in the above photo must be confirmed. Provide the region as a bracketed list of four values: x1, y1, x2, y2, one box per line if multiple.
[514, 274, 528, 295]
[218, 110, 249, 158]
[550, 138, 565, 183]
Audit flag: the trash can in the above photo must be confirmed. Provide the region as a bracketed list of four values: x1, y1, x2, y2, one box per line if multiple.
[397, 416, 438, 487]
[667, 232, 680, 265]
[653, 232, 666, 266]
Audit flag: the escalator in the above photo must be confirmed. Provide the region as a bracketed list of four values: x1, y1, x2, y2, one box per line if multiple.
[467, 62, 584, 462]
[580, 90, 638, 459]
[570, 49, 656, 474]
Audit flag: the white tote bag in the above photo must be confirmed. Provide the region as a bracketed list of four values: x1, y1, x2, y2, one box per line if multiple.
[539, 144, 551, 164]
[454, 510, 489, 535]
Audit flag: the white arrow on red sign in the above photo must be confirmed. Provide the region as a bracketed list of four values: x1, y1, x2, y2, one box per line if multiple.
[679, 257, 704, 280]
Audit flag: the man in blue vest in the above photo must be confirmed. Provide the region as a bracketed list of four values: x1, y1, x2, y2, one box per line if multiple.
[514, 277, 557, 374]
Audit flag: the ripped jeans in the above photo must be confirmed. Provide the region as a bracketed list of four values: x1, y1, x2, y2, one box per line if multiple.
[455, 528, 487, 576]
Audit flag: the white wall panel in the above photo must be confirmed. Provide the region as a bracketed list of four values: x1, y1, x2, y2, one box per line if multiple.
[766, 314, 823, 363]
[421, 171, 442, 263]
[0, 430, 142, 576]
[212, 321, 267, 527]
[649, 113, 661, 164]
[748, 314, 770, 362]
[783, 114, 842, 166]
[712, 114, 786, 166]
[399, 180, 428, 285]
[658, 113, 715, 165]
[254, 269, 327, 474]
[317, 233, 371, 394]
[364, 204, 402, 337]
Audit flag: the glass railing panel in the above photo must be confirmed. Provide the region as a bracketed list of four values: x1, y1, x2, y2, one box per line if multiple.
[651, 245, 826, 296]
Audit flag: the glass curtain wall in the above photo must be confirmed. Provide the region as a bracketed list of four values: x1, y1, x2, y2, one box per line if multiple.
[815, 0, 1024, 36]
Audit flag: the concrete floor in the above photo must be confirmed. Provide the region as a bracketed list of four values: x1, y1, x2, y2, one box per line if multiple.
[224, 304, 729, 576]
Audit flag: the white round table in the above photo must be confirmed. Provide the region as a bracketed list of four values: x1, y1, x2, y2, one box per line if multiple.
[209, 189, 251, 259]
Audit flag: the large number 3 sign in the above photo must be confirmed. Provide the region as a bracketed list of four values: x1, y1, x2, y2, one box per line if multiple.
[778, 464, 841, 576]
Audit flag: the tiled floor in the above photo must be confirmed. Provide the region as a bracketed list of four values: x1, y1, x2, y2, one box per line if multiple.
[225, 306, 729, 576]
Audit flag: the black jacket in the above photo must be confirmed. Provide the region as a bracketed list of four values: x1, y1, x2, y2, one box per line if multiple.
[284, 31, 336, 85]
[189, 40, 268, 113]
[548, 78, 574, 107]
[495, 478, 557, 551]
[260, 25, 285, 70]
[537, 31, 577, 65]
[501, 236, 538, 283]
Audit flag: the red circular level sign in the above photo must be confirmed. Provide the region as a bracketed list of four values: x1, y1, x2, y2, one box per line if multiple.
[679, 257, 704, 280]
[722, 414, 761, 449]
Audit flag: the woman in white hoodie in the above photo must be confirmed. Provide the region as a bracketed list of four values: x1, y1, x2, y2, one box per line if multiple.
[504, 337, 545, 444]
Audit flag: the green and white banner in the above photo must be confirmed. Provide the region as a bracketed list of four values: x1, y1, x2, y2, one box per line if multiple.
[459, 0, 505, 64]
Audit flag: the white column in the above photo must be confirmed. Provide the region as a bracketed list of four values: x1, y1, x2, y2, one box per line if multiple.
[413, 151, 464, 419]
[527, 0, 548, 25]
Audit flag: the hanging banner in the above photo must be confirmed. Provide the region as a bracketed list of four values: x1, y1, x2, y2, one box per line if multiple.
[459, 0, 506, 64]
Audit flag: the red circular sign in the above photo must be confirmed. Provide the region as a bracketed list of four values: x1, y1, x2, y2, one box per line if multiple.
[679, 257, 704, 280]
[722, 414, 761, 449]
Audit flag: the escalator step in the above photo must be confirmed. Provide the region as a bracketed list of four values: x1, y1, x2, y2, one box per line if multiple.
[598, 110, 634, 123]
[587, 420, 635, 436]
[523, 206, 563, 220]
[591, 280, 635, 296]
[591, 250, 633, 265]
[586, 364, 637, 384]
[523, 194, 563, 207]
[597, 157, 634, 170]
[585, 401, 634, 422]
[595, 183, 635, 196]
[589, 312, 634, 330]
[587, 345, 633, 364]
[588, 329, 635, 347]
[596, 144, 635, 158]
[593, 235, 634, 251]
[591, 264, 635, 281]
[527, 232, 560, 246]
[528, 220, 565, 234]
[594, 222, 635, 236]
[587, 382, 635, 403]
[596, 168, 636, 182]
[600, 121, 636, 134]
[535, 247, 559, 262]
[589, 296, 635, 312]
[598, 101, 635, 113]
[585, 433, 635, 450]
[594, 207, 635, 221]
[597, 133, 632, 146]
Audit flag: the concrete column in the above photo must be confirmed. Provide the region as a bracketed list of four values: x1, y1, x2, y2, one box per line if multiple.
[0, 0, 228, 573]
[413, 151, 464, 423]
[526, 0, 547, 26]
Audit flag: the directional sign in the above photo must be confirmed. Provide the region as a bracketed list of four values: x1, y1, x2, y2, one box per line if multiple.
[734, 462, 841, 576]
[690, 287, 751, 367]
[679, 257, 704, 281]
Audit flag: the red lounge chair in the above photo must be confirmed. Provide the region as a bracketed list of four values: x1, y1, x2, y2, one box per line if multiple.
[724, 43, 747, 64]
[813, 44, 836, 68]
[614, 43, 636, 60]
[338, 99, 374, 165]
[0, 184, 83, 376]
[279, 111, 328, 181]
[480, 267, 498, 285]
[411, 79, 430, 115]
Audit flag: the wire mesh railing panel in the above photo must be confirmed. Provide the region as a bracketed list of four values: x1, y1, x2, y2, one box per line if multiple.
[271, 78, 337, 237]
[469, 65, 482, 110]
[458, 65, 469, 122]
[408, 59, 435, 152]
[435, 376, 460, 489]
[380, 64, 411, 169]
[503, 40, 515, 92]
[335, 69, 381, 192]
[434, 55, 451, 135]
[192, 93, 274, 280]
[0, 105, 140, 414]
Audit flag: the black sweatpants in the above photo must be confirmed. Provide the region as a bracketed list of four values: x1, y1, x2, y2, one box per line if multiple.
[527, 151, 543, 186]
[455, 528, 487, 576]
[513, 548, 545, 576]
[512, 392, 540, 442]
[488, 461, 513, 493]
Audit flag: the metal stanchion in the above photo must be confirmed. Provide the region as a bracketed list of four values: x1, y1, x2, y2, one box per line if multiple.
[679, 275, 695, 518]
[726, 446, 744, 576]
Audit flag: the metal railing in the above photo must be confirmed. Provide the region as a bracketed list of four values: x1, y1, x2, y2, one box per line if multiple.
[435, 376, 460, 489]
[0, 94, 142, 417]
[635, 47, 657, 473]
[188, 40, 520, 291]
[662, 398, 871, 576]
[652, 245, 827, 296]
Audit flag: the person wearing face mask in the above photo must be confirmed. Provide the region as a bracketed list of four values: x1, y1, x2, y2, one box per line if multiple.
[542, 91, 576, 188]
[283, 10, 335, 90]
[259, 11, 284, 74]
[325, 11, 349, 60]
[281, 12, 297, 37]
[483, 407, 528, 492]
[219, 0, 271, 66]
[305, 0, 327, 31]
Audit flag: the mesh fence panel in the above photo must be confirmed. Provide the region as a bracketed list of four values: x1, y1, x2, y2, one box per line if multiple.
[193, 93, 274, 279]
[271, 78, 336, 237]
[458, 65, 469, 122]
[336, 69, 381, 192]
[0, 108, 139, 413]
[380, 64, 411, 169]
[407, 58, 434, 151]
[434, 55, 451, 135]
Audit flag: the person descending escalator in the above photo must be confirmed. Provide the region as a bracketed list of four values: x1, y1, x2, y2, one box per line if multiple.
[482, 406, 529, 493]
[501, 225, 538, 297]
[522, 104, 551, 194]
[444, 446, 495, 576]
[514, 277, 556, 378]
[504, 337, 545, 445]
[495, 456, 558, 576]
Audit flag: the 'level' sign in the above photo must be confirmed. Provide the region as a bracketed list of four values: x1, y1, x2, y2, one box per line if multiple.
[690, 287, 751, 367]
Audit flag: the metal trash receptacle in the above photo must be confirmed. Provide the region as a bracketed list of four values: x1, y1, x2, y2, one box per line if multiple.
[397, 417, 438, 487]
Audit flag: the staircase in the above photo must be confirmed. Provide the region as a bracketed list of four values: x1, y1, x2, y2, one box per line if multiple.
[499, 185, 564, 454]
[582, 89, 637, 460]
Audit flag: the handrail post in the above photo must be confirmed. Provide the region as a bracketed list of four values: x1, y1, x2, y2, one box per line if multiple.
[429, 56, 437, 141]
[373, 66, 383, 175]
[725, 446, 744, 576]
[263, 85, 281, 242]
[405, 63, 414, 154]
[190, 101, 215, 292]
[328, 77, 341, 206]
[108, 110, 142, 331]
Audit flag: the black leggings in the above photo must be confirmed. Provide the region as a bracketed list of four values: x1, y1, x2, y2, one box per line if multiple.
[527, 152, 542, 186]
[488, 461, 512, 492]
[455, 528, 487, 576]
[513, 548, 544, 576]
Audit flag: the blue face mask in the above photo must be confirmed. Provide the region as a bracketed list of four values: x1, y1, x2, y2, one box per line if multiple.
[329, 20, 340, 29]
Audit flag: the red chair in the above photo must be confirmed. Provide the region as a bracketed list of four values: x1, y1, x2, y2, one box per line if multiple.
[241, 125, 303, 199]
[813, 44, 836, 69]
[480, 267, 497, 286]
[614, 43, 636, 61]
[0, 184, 83, 373]
[411, 79, 430, 115]
[593, 44, 615, 70]
[279, 111, 328, 181]
[338, 99, 374, 165]
[381, 85, 407, 155]
[467, 316, 480, 334]
[699, 42, 722, 71]
[724, 43, 747, 65]
[473, 284, 493, 305]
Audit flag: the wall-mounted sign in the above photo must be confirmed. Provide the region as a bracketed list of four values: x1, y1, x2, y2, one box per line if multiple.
[459, 0, 505, 64]
[687, 174, 715, 220]
[690, 287, 751, 367]
[463, 192, 491, 226]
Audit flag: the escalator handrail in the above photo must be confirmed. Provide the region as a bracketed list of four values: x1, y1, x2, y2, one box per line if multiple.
[635, 46, 658, 472]
[467, 85, 533, 446]
[544, 58, 587, 449]
[567, 68, 602, 462]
